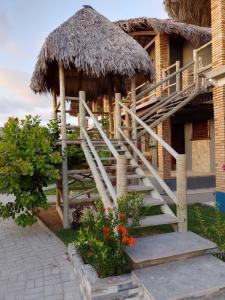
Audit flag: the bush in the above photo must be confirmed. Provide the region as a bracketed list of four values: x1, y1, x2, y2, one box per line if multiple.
[195, 205, 225, 259]
[0, 116, 61, 227]
[74, 194, 144, 278]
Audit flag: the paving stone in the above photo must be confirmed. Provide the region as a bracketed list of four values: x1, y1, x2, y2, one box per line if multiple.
[0, 218, 82, 300]
[125, 231, 217, 268]
[133, 255, 225, 300]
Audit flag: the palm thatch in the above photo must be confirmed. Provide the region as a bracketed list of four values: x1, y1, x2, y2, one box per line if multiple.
[30, 6, 154, 101]
[115, 17, 211, 47]
[164, 0, 211, 27]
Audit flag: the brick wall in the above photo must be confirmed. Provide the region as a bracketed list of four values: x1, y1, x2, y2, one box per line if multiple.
[155, 33, 172, 178]
[211, 0, 225, 193]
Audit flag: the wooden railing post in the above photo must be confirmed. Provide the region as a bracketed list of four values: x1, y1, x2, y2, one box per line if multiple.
[193, 50, 200, 90]
[115, 93, 122, 140]
[177, 154, 187, 232]
[176, 61, 181, 93]
[117, 155, 127, 198]
[79, 91, 86, 139]
[59, 65, 69, 229]
[131, 77, 137, 141]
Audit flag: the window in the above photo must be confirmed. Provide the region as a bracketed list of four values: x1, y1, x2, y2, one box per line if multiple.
[192, 120, 209, 140]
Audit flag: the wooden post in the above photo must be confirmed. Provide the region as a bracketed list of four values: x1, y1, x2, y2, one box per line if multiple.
[125, 110, 131, 138]
[116, 155, 127, 198]
[115, 93, 122, 140]
[52, 90, 57, 120]
[59, 65, 69, 229]
[176, 61, 181, 93]
[177, 154, 187, 232]
[109, 99, 114, 138]
[79, 91, 86, 139]
[193, 50, 200, 91]
[131, 77, 137, 141]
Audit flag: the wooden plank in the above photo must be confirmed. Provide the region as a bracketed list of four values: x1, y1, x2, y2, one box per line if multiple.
[130, 31, 156, 36]
[59, 65, 69, 229]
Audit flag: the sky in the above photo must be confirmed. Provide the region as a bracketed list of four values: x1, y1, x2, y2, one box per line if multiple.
[0, 0, 168, 126]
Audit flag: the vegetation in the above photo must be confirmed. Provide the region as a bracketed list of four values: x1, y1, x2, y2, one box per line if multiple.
[0, 116, 61, 227]
[73, 195, 144, 278]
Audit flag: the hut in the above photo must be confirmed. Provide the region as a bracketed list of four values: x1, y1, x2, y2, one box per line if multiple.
[30, 6, 154, 101]
[164, 0, 211, 27]
[116, 17, 213, 177]
[30, 6, 154, 228]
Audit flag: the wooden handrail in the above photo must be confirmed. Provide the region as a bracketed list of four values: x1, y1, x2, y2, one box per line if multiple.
[118, 100, 179, 159]
[81, 128, 118, 205]
[81, 98, 119, 159]
[136, 61, 194, 100]
[196, 41, 212, 53]
[119, 128, 177, 204]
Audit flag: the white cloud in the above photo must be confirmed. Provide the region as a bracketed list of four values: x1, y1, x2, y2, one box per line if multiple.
[0, 68, 52, 126]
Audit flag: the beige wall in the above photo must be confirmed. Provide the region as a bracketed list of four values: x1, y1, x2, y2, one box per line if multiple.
[184, 119, 215, 174]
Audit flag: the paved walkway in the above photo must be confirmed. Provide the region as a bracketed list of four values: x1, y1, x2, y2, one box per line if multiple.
[0, 218, 82, 300]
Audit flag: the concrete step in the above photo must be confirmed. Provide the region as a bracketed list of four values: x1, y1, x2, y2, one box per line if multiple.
[143, 196, 165, 207]
[126, 185, 153, 193]
[128, 214, 177, 228]
[132, 255, 225, 300]
[109, 174, 145, 180]
[125, 232, 217, 269]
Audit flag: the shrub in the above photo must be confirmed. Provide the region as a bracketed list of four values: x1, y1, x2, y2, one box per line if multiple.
[0, 116, 61, 227]
[195, 205, 225, 259]
[74, 194, 144, 278]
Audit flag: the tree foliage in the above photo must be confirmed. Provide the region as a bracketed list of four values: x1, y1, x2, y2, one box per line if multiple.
[0, 116, 61, 227]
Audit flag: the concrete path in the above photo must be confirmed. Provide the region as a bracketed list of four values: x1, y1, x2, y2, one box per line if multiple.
[0, 218, 82, 300]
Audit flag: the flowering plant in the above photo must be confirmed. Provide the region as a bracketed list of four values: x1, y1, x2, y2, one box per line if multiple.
[74, 204, 136, 278]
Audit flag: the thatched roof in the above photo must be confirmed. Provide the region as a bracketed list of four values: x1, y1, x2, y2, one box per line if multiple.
[164, 0, 211, 27]
[30, 6, 154, 100]
[115, 17, 211, 47]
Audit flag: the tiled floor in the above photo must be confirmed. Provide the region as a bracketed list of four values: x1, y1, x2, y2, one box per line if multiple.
[0, 218, 82, 300]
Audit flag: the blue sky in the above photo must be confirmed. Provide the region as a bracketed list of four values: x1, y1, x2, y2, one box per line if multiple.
[0, 0, 168, 125]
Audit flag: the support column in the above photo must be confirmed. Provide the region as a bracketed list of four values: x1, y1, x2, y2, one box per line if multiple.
[52, 90, 57, 120]
[211, 0, 225, 211]
[155, 34, 169, 97]
[115, 93, 122, 140]
[59, 65, 69, 229]
[116, 155, 127, 198]
[155, 33, 172, 178]
[157, 119, 172, 179]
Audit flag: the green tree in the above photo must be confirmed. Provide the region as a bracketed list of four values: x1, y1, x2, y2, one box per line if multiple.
[0, 116, 61, 227]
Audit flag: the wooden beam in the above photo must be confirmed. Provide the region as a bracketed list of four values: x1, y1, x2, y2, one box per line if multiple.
[144, 38, 155, 50]
[59, 64, 69, 229]
[130, 31, 156, 36]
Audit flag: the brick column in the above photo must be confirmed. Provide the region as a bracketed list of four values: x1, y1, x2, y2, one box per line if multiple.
[212, 0, 225, 210]
[155, 33, 172, 178]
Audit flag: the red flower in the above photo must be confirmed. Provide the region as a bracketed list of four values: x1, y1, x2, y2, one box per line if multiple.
[122, 236, 128, 244]
[128, 236, 136, 247]
[103, 227, 110, 236]
[116, 226, 128, 236]
[119, 212, 126, 221]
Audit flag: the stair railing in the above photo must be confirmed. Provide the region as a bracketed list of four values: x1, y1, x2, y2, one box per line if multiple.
[79, 91, 127, 209]
[116, 95, 187, 232]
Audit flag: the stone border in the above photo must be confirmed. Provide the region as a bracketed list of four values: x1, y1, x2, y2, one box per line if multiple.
[68, 244, 144, 300]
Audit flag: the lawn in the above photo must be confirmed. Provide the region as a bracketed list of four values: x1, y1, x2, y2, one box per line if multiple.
[55, 204, 223, 246]
[45, 179, 95, 196]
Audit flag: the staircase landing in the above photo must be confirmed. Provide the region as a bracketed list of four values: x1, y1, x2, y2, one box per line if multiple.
[133, 255, 225, 300]
[125, 232, 217, 269]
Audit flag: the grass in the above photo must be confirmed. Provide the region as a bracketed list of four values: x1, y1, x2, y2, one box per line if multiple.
[55, 203, 222, 246]
[44, 179, 95, 196]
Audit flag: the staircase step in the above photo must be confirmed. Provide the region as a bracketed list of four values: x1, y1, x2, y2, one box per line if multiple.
[132, 255, 225, 300]
[98, 149, 126, 153]
[93, 157, 116, 161]
[126, 185, 153, 192]
[109, 174, 145, 180]
[142, 196, 165, 207]
[128, 214, 177, 228]
[125, 232, 217, 269]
